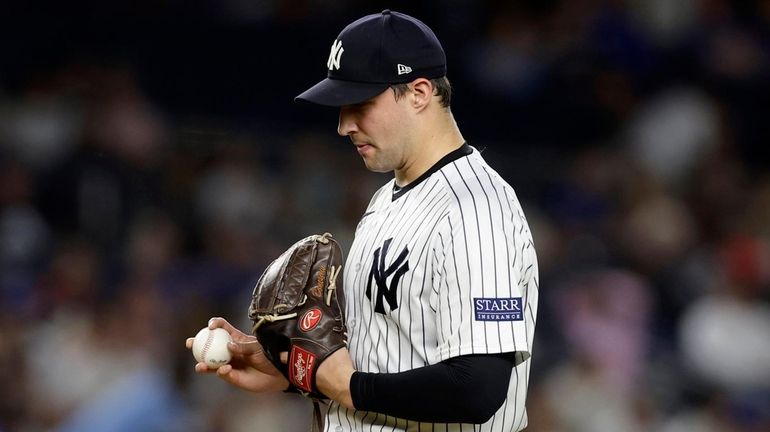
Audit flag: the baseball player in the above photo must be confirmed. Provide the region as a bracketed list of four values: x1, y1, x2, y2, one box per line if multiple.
[189, 10, 539, 432]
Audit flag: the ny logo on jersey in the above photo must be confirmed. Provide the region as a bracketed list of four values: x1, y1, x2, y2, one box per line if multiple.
[366, 238, 409, 314]
[327, 39, 344, 70]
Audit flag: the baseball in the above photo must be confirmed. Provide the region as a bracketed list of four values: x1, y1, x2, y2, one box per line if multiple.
[192, 327, 232, 369]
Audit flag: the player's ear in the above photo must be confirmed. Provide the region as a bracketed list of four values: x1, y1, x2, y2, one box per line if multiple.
[409, 78, 433, 111]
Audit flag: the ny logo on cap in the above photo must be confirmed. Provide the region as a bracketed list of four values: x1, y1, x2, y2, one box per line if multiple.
[327, 39, 344, 70]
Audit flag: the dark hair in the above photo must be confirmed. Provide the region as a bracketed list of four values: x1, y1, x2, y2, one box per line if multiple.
[391, 76, 452, 108]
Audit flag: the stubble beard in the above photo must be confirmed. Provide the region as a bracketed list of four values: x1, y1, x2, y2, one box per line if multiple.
[362, 147, 404, 174]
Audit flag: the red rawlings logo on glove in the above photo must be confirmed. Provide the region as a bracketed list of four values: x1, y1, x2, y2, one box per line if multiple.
[289, 346, 317, 392]
[299, 308, 322, 332]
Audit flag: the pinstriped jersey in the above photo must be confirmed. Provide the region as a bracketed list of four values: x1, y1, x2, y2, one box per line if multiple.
[325, 145, 539, 432]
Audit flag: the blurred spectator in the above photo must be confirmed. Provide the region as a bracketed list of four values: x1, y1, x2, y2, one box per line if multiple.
[23, 239, 106, 427]
[0, 158, 50, 311]
[533, 270, 655, 432]
[194, 139, 278, 267]
[679, 235, 770, 391]
[616, 190, 698, 274]
[629, 0, 698, 47]
[34, 67, 167, 252]
[0, 93, 81, 170]
[52, 286, 194, 432]
[623, 87, 721, 190]
[466, 3, 549, 102]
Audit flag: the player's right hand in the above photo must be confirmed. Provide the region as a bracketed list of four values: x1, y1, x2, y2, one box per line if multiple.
[185, 317, 289, 393]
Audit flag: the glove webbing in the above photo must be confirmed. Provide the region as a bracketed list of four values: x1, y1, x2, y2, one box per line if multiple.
[325, 265, 341, 306]
[251, 308, 298, 333]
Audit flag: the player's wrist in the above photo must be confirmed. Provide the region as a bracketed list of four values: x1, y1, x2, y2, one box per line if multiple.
[316, 348, 356, 409]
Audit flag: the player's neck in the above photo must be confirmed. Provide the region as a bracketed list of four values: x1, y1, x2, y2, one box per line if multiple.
[394, 112, 465, 186]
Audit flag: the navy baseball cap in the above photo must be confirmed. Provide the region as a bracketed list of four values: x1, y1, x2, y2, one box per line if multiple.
[295, 10, 447, 107]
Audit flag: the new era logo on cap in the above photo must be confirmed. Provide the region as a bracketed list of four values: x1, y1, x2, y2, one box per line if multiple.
[296, 10, 447, 106]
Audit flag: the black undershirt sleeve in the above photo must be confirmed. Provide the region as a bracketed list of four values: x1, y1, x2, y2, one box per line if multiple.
[350, 353, 515, 424]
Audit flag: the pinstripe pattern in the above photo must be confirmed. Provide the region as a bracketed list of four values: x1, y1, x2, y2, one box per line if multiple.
[325, 146, 539, 432]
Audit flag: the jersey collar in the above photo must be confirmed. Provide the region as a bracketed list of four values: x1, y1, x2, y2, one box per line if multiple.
[392, 143, 472, 201]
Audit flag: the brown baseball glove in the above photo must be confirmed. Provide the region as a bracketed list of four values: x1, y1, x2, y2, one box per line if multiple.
[248, 232, 347, 399]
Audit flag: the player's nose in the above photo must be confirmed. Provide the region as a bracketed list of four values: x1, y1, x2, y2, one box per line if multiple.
[337, 107, 358, 137]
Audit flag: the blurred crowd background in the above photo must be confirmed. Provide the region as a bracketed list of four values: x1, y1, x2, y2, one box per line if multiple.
[1, 0, 769, 431]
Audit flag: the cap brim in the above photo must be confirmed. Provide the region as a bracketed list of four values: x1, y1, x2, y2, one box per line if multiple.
[295, 78, 390, 107]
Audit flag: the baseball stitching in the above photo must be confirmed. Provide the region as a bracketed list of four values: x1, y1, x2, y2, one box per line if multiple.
[202, 330, 214, 363]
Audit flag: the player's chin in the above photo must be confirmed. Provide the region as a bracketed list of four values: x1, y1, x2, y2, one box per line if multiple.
[361, 159, 389, 173]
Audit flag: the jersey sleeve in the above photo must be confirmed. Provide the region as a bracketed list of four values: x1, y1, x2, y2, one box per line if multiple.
[431, 182, 538, 363]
